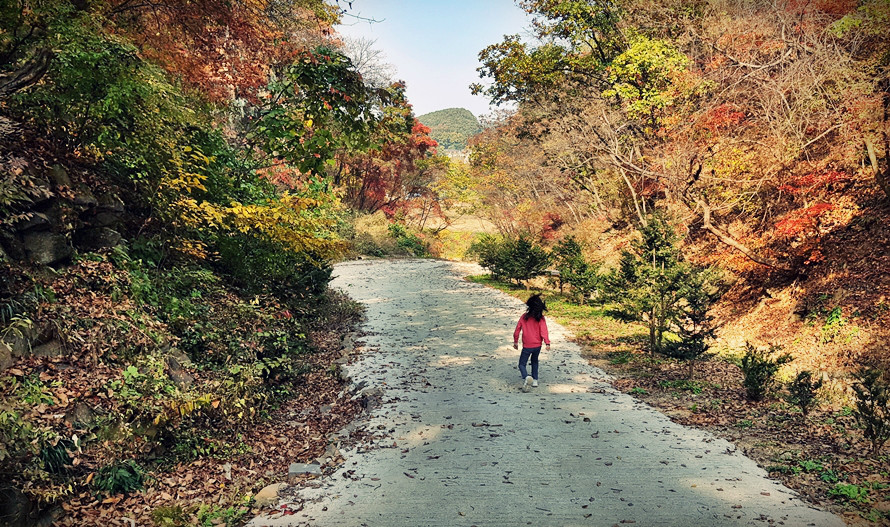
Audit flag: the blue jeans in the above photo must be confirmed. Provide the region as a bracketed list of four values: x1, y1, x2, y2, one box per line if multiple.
[518, 347, 541, 380]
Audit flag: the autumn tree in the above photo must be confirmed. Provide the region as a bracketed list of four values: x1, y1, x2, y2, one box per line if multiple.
[471, 0, 885, 272]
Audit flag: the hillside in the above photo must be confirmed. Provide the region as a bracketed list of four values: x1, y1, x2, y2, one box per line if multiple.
[416, 108, 481, 150]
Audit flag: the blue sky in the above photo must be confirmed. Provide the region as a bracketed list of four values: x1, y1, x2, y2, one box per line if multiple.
[336, 0, 532, 118]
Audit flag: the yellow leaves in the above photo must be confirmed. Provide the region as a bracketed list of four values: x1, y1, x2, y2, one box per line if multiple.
[162, 171, 207, 193]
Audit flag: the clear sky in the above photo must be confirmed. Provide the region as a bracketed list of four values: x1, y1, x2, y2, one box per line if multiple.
[336, 0, 532, 119]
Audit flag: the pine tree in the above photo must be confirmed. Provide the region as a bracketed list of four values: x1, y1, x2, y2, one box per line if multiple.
[605, 211, 721, 357]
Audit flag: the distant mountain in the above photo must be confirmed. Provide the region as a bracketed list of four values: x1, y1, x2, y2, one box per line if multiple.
[416, 108, 481, 151]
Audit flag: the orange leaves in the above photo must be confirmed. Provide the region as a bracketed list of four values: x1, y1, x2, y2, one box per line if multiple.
[778, 170, 848, 195]
[106, 0, 335, 103]
[774, 202, 835, 238]
[698, 103, 747, 134]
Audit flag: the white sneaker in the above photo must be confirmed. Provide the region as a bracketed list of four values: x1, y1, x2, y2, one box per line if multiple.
[532, 379, 538, 387]
[523, 376, 532, 392]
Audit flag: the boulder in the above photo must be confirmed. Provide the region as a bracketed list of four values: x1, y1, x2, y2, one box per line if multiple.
[12, 212, 51, 233]
[0, 233, 26, 261]
[253, 483, 287, 508]
[48, 165, 71, 188]
[165, 354, 195, 389]
[97, 192, 125, 213]
[287, 462, 322, 483]
[73, 227, 122, 251]
[23, 231, 71, 265]
[72, 185, 98, 209]
[0, 485, 33, 527]
[64, 402, 96, 427]
[31, 339, 64, 358]
[91, 211, 123, 228]
[0, 342, 13, 371]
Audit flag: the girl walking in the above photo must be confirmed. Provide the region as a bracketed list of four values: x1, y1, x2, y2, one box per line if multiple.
[513, 294, 550, 391]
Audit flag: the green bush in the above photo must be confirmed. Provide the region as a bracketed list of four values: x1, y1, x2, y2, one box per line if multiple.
[468, 233, 550, 285]
[93, 460, 145, 495]
[468, 233, 510, 279]
[40, 438, 73, 475]
[788, 370, 823, 416]
[551, 236, 599, 303]
[852, 367, 890, 455]
[388, 223, 428, 257]
[603, 212, 722, 356]
[667, 267, 722, 378]
[740, 344, 792, 401]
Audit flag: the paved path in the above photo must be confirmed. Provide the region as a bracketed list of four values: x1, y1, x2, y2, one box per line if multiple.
[251, 259, 842, 527]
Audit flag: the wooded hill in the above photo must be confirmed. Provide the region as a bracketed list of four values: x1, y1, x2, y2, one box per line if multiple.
[417, 107, 482, 150]
[0, 1, 440, 525]
[464, 0, 890, 375]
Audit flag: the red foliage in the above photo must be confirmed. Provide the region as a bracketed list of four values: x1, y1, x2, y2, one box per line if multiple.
[774, 202, 834, 238]
[342, 119, 437, 213]
[257, 163, 306, 189]
[778, 170, 847, 195]
[540, 212, 564, 240]
[107, 0, 334, 103]
[698, 103, 746, 133]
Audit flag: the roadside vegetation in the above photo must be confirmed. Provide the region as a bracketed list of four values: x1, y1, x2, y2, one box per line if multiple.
[468, 221, 890, 525]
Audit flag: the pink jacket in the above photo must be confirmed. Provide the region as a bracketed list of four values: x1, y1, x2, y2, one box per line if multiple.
[513, 315, 550, 348]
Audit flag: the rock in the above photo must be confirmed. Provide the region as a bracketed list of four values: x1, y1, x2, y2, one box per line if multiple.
[165, 355, 194, 389]
[361, 387, 384, 398]
[253, 483, 287, 508]
[222, 463, 232, 481]
[0, 232, 26, 261]
[358, 387, 384, 410]
[72, 185, 98, 208]
[91, 211, 123, 228]
[349, 380, 369, 395]
[97, 192, 125, 213]
[31, 339, 63, 358]
[287, 462, 322, 483]
[64, 402, 96, 427]
[317, 444, 341, 465]
[0, 342, 13, 371]
[0, 485, 34, 527]
[23, 231, 71, 265]
[1, 319, 45, 357]
[73, 227, 122, 251]
[12, 212, 51, 232]
[48, 165, 72, 188]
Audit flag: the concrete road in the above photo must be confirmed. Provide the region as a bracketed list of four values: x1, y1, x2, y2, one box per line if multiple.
[251, 259, 842, 527]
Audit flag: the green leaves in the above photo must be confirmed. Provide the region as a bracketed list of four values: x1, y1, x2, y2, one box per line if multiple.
[604, 211, 722, 360]
[469, 233, 551, 285]
[602, 34, 689, 121]
[252, 46, 379, 176]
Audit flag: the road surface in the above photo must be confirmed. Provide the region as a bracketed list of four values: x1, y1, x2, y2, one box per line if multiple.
[251, 259, 842, 527]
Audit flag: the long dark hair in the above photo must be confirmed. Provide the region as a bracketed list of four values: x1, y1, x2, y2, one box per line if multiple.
[523, 294, 547, 322]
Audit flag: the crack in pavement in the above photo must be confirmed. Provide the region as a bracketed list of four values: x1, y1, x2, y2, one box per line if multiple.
[250, 259, 843, 527]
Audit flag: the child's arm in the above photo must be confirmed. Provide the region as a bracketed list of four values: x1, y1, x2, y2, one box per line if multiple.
[513, 319, 522, 350]
[542, 318, 551, 350]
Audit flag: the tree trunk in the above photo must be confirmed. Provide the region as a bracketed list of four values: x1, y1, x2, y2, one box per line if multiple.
[648, 310, 657, 355]
[0, 49, 52, 100]
[866, 139, 890, 203]
[698, 198, 791, 271]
